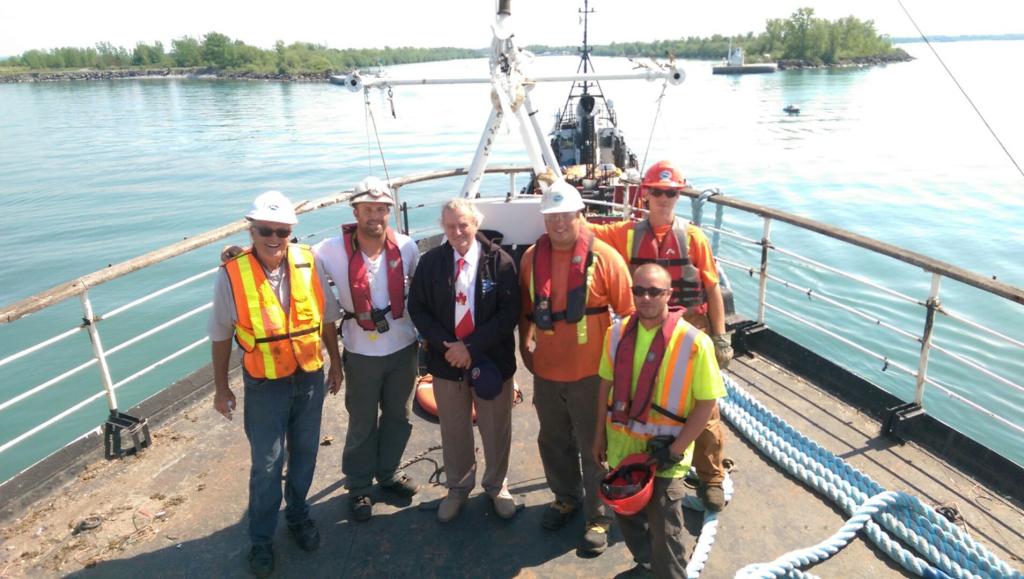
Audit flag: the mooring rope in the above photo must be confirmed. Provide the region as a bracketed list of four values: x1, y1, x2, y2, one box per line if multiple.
[718, 375, 1021, 578]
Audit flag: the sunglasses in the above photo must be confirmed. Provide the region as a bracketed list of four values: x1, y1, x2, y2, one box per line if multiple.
[631, 286, 671, 298]
[253, 226, 292, 239]
[647, 189, 679, 198]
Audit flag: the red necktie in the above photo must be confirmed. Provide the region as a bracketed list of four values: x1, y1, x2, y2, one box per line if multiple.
[454, 258, 474, 339]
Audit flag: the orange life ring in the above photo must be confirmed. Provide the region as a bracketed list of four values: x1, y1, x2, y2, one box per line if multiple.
[414, 374, 476, 422]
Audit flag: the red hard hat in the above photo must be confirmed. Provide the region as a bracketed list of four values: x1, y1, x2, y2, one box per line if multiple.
[641, 160, 687, 191]
[600, 453, 656, 516]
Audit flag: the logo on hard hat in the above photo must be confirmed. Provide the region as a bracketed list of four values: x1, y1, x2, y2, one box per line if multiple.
[269, 203, 279, 210]
[659, 170, 672, 182]
[552, 193, 564, 203]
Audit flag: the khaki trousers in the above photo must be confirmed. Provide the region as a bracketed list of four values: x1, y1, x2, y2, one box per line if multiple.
[433, 376, 514, 496]
[682, 311, 727, 486]
[615, 476, 690, 579]
[533, 374, 610, 523]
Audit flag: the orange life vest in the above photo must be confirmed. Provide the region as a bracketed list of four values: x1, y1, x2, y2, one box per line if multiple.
[605, 314, 701, 441]
[224, 244, 326, 380]
[530, 229, 606, 344]
[342, 223, 406, 331]
[626, 219, 705, 309]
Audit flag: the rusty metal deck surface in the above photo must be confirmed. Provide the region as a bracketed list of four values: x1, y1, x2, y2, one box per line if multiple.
[1, 353, 1021, 578]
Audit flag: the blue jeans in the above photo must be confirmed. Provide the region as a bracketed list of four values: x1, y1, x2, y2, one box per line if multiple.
[243, 367, 326, 546]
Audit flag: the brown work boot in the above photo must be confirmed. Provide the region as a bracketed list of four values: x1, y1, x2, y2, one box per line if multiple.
[540, 499, 578, 530]
[578, 520, 610, 555]
[699, 483, 727, 512]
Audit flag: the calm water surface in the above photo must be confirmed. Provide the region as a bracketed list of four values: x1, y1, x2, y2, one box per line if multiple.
[1, 41, 1021, 482]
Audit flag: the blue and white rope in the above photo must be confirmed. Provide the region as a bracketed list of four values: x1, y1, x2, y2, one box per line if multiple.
[720, 375, 1022, 579]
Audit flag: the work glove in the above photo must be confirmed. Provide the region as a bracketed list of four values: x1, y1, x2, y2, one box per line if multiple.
[647, 435, 683, 471]
[712, 334, 734, 370]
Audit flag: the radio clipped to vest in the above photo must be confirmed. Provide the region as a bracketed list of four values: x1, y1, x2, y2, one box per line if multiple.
[370, 307, 390, 333]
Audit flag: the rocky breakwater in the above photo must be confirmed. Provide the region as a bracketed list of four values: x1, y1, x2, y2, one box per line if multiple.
[777, 48, 913, 70]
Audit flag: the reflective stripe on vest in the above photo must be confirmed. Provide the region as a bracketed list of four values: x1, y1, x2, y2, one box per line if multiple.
[626, 219, 705, 309]
[529, 231, 600, 345]
[342, 223, 406, 331]
[605, 315, 700, 441]
[225, 244, 326, 380]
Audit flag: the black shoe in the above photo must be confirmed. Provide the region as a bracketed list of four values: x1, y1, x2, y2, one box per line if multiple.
[578, 520, 610, 555]
[288, 518, 320, 552]
[616, 562, 654, 578]
[540, 500, 578, 531]
[350, 494, 373, 522]
[380, 474, 419, 498]
[248, 544, 274, 578]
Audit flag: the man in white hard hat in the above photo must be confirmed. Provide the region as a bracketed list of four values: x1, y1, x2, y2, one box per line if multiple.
[312, 177, 421, 522]
[208, 190, 343, 577]
[518, 179, 635, 555]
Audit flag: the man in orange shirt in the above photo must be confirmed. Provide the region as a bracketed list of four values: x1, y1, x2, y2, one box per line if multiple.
[519, 179, 635, 556]
[588, 159, 733, 512]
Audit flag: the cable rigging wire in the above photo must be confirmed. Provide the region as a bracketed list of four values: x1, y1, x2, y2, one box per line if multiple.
[362, 87, 393, 185]
[896, 0, 1024, 181]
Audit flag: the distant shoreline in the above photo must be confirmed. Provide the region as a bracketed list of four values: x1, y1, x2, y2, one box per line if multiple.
[0, 52, 915, 84]
[0, 68, 333, 84]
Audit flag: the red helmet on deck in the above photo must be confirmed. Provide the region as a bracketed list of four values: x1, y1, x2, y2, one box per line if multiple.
[641, 160, 687, 191]
[600, 453, 656, 516]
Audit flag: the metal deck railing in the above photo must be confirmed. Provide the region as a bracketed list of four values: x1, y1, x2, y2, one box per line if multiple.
[1, 167, 1022, 486]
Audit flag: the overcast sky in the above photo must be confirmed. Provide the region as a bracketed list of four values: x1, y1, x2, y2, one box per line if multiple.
[1, 0, 1021, 56]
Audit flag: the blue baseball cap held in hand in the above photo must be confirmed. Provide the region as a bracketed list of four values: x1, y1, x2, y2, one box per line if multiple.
[469, 354, 503, 400]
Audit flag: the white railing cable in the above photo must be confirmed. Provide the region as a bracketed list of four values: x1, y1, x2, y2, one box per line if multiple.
[764, 302, 919, 378]
[0, 358, 97, 414]
[699, 224, 762, 246]
[941, 307, 1024, 350]
[111, 336, 210, 390]
[0, 303, 212, 414]
[0, 326, 82, 370]
[105, 303, 212, 357]
[102, 268, 217, 320]
[928, 341, 1024, 396]
[0, 338, 210, 456]
[0, 390, 107, 455]
[771, 245, 922, 305]
[763, 272, 922, 344]
[922, 374, 1024, 437]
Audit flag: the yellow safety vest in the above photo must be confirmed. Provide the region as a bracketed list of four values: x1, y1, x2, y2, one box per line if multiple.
[605, 314, 701, 441]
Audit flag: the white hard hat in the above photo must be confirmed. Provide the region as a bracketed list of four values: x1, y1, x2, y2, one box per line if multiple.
[246, 190, 297, 225]
[351, 176, 396, 205]
[540, 179, 585, 214]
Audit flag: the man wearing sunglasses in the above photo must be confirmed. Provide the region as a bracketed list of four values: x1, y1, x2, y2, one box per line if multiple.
[208, 190, 343, 577]
[587, 159, 732, 513]
[592, 263, 725, 579]
[312, 177, 421, 523]
[518, 179, 635, 555]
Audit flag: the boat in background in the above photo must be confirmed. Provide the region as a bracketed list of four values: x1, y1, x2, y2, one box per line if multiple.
[713, 45, 778, 75]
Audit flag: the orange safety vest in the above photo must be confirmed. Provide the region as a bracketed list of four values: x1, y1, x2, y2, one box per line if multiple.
[224, 244, 326, 380]
[342, 223, 406, 331]
[605, 314, 701, 441]
[626, 219, 705, 309]
[529, 229, 605, 344]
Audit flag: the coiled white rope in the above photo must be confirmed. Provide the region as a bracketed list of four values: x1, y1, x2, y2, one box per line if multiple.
[718, 375, 1022, 579]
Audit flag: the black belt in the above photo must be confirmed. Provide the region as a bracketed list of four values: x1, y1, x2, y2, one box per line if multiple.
[254, 325, 320, 343]
[527, 306, 607, 322]
[342, 305, 391, 321]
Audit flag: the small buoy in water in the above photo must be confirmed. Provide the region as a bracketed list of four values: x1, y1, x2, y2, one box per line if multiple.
[784, 104, 800, 114]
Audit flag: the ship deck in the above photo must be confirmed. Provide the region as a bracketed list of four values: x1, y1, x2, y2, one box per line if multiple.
[1, 352, 1021, 578]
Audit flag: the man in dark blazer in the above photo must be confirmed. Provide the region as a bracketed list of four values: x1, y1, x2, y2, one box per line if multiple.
[408, 198, 521, 523]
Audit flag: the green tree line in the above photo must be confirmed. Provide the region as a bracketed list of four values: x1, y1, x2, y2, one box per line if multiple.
[3, 32, 481, 73]
[1, 9, 903, 74]
[532, 8, 903, 65]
